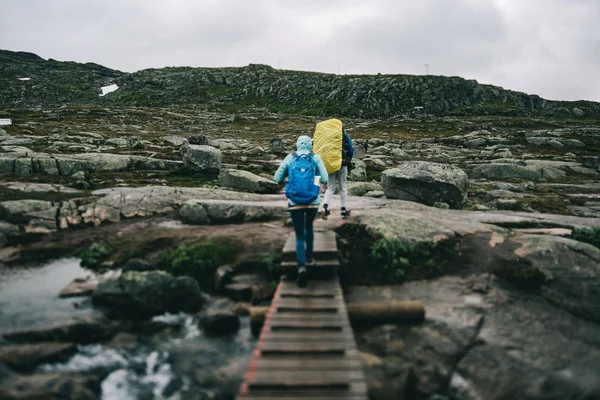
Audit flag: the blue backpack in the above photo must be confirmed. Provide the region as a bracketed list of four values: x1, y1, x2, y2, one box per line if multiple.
[285, 152, 320, 204]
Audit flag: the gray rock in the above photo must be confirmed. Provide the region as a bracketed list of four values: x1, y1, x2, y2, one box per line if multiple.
[126, 136, 144, 149]
[348, 182, 383, 196]
[3, 317, 119, 344]
[0, 221, 19, 247]
[179, 200, 210, 224]
[465, 138, 486, 148]
[0, 200, 54, 224]
[0, 156, 15, 174]
[59, 275, 98, 298]
[548, 139, 564, 148]
[218, 169, 278, 194]
[0, 371, 104, 399]
[55, 153, 131, 175]
[179, 199, 285, 225]
[469, 163, 566, 181]
[526, 137, 550, 146]
[0, 342, 77, 373]
[104, 138, 128, 146]
[14, 157, 32, 176]
[381, 162, 469, 208]
[562, 139, 585, 147]
[92, 271, 204, 319]
[348, 158, 367, 181]
[572, 107, 585, 117]
[182, 143, 222, 173]
[269, 138, 285, 153]
[200, 309, 240, 336]
[364, 190, 385, 198]
[70, 171, 86, 181]
[162, 135, 187, 147]
[188, 134, 212, 146]
[35, 157, 59, 175]
[580, 156, 600, 170]
[215, 265, 234, 292]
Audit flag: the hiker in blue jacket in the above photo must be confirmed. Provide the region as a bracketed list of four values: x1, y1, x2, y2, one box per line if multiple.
[274, 135, 328, 288]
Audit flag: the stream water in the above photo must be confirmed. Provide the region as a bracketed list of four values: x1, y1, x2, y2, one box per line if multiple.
[0, 258, 257, 399]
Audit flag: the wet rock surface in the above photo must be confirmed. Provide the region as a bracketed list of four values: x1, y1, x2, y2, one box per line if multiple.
[92, 271, 204, 319]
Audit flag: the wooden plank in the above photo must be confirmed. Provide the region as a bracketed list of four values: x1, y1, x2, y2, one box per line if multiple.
[243, 381, 367, 397]
[260, 341, 349, 353]
[249, 370, 365, 386]
[252, 357, 364, 371]
[264, 335, 356, 344]
[276, 298, 344, 307]
[280, 260, 340, 268]
[257, 348, 360, 359]
[279, 280, 341, 290]
[279, 292, 337, 299]
[243, 392, 367, 400]
[265, 329, 354, 341]
[269, 323, 345, 331]
[269, 314, 349, 324]
[244, 395, 366, 400]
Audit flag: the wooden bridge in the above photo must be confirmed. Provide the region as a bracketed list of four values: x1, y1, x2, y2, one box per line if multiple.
[237, 230, 368, 399]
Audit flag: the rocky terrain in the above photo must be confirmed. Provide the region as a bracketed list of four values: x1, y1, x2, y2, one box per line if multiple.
[1, 49, 600, 399]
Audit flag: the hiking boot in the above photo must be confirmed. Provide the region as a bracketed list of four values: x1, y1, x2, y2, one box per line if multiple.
[322, 207, 330, 220]
[341, 209, 351, 219]
[297, 266, 308, 288]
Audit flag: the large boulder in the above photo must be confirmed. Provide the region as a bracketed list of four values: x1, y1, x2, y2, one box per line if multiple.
[218, 169, 278, 194]
[92, 271, 204, 319]
[348, 158, 367, 181]
[381, 162, 469, 208]
[182, 143, 222, 173]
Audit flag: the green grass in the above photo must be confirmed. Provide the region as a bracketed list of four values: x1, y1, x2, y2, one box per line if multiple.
[155, 237, 243, 290]
[80, 242, 113, 270]
[572, 226, 600, 249]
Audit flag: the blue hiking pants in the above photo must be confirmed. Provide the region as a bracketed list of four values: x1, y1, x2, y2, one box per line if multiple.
[289, 208, 318, 267]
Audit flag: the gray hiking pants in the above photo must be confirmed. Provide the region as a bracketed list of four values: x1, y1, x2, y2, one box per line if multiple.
[323, 166, 348, 209]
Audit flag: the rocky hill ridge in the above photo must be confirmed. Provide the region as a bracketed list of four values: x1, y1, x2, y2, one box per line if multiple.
[1, 49, 599, 118]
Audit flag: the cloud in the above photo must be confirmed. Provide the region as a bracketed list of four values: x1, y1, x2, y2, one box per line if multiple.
[0, 0, 599, 101]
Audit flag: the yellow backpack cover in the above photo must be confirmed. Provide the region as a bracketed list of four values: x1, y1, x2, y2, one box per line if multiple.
[313, 118, 343, 175]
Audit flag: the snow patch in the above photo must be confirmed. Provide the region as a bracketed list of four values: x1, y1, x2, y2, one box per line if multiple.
[18, 77, 31, 81]
[100, 84, 119, 96]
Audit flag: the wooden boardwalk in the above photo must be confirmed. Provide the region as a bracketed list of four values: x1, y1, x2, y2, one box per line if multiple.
[237, 230, 368, 400]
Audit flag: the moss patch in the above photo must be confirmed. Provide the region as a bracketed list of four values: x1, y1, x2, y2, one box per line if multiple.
[154, 237, 243, 291]
[79, 242, 113, 270]
[572, 226, 600, 249]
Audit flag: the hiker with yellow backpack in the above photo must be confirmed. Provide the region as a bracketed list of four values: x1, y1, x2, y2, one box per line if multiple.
[313, 119, 354, 219]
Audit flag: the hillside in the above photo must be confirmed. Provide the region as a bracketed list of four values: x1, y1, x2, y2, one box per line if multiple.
[1, 49, 600, 119]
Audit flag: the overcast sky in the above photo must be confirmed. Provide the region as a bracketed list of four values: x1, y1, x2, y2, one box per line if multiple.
[2, 0, 599, 102]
